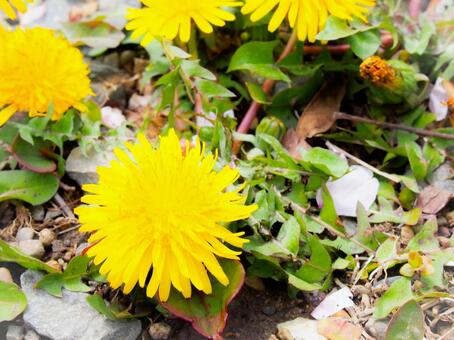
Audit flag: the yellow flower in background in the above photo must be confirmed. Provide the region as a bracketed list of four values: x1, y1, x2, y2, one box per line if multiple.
[0, 27, 93, 126]
[360, 56, 397, 89]
[0, 0, 32, 19]
[75, 130, 256, 302]
[126, 0, 242, 45]
[241, 0, 375, 42]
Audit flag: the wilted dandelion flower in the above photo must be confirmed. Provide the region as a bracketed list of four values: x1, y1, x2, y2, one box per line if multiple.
[360, 56, 397, 88]
[126, 0, 242, 45]
[75, 130, 257, 302]
[0, 0, 32, 19]
[241, 0, 375, 42]
[0, 27, 92, 126]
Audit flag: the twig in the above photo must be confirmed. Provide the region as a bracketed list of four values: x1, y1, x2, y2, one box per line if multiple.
[335, 112, 454, 140]
[57, 224, 81, 236]
[59, 182, 76, 192]
[54, 193, 75, 219]
[233, 30, 298, 154]
[326, 141, 402, 183]
[277, 191, 375, 254]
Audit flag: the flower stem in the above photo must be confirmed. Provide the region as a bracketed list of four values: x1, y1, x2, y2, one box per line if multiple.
[233, 30, 298, 154]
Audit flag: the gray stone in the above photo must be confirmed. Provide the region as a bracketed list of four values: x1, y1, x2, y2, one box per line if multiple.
[24, 330, 40, 340]
[66, 146, 116, 186]
[31, 206, 45, 222]
[5, 325, 24, 340]
[18, 240, 45, 259]
[21, 270, 141, 340]
[16, 228, 35, 242]
[365, 318, 389, 340]
[0, 267, 14, 284]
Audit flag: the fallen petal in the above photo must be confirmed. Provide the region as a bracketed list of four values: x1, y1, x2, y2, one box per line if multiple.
[311, 287, 355, 320]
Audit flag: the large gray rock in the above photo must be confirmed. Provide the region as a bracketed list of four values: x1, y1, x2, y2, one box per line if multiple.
[65, 146, 116, 186]
[21, 270, 141, 340]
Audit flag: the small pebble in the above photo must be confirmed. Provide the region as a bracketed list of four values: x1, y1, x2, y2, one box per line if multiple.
[16, 228, 35, 242]
[18, 240, 45, 259]
[63, 251, 74, 262]
[148, 322, 172, 340]
[24, 330, 40, 340]
[262, 306, 276, 316]
[45, 260, 61, 272]
[39, 229, 56, 247]
[6, 325, 24, 340]
[8, 241, 18, 248]
[0, 267, 14, 284]
[439, 226, 451, 237]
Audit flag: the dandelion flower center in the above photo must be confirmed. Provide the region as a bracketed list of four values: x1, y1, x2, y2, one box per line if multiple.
[0, 27, 92, 126]
[75, 130, 257, 302]
[241, 0, 376, 42]
[126, 0, 242, 44]
[360, 56, 398, 88]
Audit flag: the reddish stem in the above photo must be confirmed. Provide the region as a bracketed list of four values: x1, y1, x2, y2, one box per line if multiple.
[303, 32, 394, 55]
[233, 31, 298, 153]
[409, 0, 423, 18]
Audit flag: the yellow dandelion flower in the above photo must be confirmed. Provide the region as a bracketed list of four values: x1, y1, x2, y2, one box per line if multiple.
[75, 130, 257, 302]
[0, 0, 32, 19]
[125, 0, 242, 45]
[0, 27, 93, 126]
[359, 56, 397, 88]
[241, 0, 375, 42]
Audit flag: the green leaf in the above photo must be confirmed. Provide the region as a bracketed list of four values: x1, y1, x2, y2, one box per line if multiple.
[300, 147, 348, 178]
[373, 277, 414, 319]
[407, 218, 439, 252]
[228, 41, 290, 82]
[347, 29, 381, 59]
[354, 203, 381, 250]
[406, 142, 428, 181]
[246, 82, 270, 105]
[159, 259, 245, 339]
[36, 256, 91, 297]
[316, 16, 378, 41]
[0, 170, 59, 205]
[295, 234, 331, 283]
[376, 238, 398, 264]
[287, 273, 322, 291]
[385, 300, 424, 340]
[0, 240, 58, 273]
[195, 79, 235, 98]
[276, 216, 300, 255]
[320, 186, 338, 227]
[180, 60, 216, 80]
[12, 138, 57, 173]
[87, 294, 116, 320]
[87, 294, 146, 320]
[0, 281, 27, 321]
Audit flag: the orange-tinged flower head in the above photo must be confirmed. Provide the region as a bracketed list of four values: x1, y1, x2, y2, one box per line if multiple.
[241, 0, 376, 42]
[75, 130, 257, 302]
[0, 27, 93, 126]
[0, 0, 32, 19]
[126, 0, 242, 45]
[360, 56, 398, 89]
